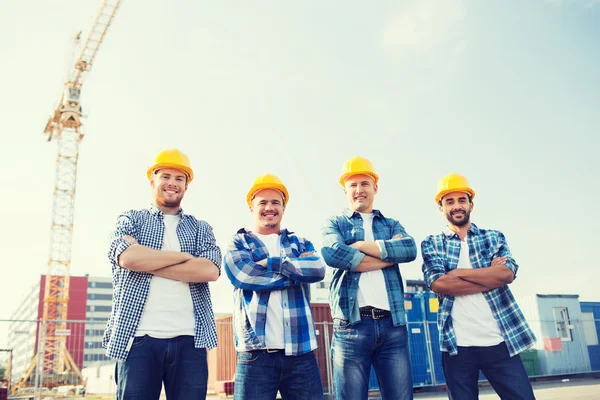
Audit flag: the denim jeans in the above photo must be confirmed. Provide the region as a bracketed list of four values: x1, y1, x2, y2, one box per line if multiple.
[332, 316, 413, 400]
[233, 350, 323, 400]
[442, 342, 536, 400]
[115, 335, 208, 400]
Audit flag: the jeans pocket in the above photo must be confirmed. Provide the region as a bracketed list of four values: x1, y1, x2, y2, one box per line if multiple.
[333, 318, 356, 335]
[237, 351, 261, 364]
[131, 334, 149, 349]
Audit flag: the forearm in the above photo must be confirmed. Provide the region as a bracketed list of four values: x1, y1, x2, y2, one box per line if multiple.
[453, 266, 514, 289]
[431, 275, 489, 295]
[355, 255, 393, 272]
[151, 258, 220, 283]
[350, 241, 382, 259]
[271, 256, 326, 283]
[119, 244, 192, 272]
[224, 253, 293, 291]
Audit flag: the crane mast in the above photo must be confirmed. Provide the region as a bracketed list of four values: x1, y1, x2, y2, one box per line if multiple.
[14, 0, 121, 393]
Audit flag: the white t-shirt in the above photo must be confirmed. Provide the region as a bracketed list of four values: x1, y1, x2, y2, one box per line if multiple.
[451, 240, 504, 347]
[135, 214, 195, 338]
[357, 213, 391, 311]
[254, 233, 285, 349]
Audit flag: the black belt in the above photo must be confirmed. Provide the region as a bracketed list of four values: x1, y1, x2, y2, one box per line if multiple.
[359, 306, 391, 319]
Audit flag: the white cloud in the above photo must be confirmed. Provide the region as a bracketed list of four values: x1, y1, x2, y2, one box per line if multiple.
[381, 0, 466, 53]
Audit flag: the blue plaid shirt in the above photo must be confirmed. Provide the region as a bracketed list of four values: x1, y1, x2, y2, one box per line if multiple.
[421, 223, 536, 357]
[320, 209, 417, 326]
[104, 204, 222, 360]
[224, 228, 326, 356]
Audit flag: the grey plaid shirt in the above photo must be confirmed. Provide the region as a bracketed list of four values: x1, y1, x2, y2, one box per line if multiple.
[103, 204, 222, 360]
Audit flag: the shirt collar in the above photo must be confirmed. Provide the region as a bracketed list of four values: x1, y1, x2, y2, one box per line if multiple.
[342, 208, 385, 219]
[442, 222, 480, 238]
[148, 203, 185, 219]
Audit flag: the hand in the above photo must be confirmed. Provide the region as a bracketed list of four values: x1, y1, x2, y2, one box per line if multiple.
[299, 252, 315, 258]
[256, 259, 268, 267]
[491, 256, 507, 267]
[122, 235, 139, 245]
[392, 234, 403, 239]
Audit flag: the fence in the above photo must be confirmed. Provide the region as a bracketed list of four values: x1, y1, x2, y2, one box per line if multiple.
[213, 317, 600, 396]
[1, 316, 599, 398]
[2, 318, 108, 398]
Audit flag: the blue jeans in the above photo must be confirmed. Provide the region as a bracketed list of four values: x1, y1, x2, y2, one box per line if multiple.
[442, 342, 535, 400]
[233, 350, 323, 400]
[332, 316, 413, 400]
[115, 335, 208, 400]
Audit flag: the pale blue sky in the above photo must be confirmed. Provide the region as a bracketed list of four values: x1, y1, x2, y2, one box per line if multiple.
[1, 0, 598, 337]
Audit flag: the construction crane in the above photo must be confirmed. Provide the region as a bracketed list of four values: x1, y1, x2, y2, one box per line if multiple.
[14, 0, 122, 393]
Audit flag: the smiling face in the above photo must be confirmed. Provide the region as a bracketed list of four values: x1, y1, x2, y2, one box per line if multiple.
[150, 168, 188, 214]
[344, 174, 378, 213]
[250, 188, 286, 234]
[439, 191, 473, 228]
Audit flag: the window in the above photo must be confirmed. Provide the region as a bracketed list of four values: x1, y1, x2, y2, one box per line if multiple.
[553, 307, 573, 342]
[91, 306, 112, 313]
[89, 282, 113, 289]
[87, 294, 112, 301]
[582, 312, 599, 346]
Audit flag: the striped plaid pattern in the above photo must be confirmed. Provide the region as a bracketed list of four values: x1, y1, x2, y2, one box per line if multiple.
[103, 204, 222, 361]
[421, 223, 536, 357]
[320, 209, 417, 326]
[224, 228, 326, 356]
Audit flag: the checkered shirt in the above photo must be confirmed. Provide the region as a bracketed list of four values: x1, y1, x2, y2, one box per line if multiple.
[421, 223, 536, 357]
[224, 228, 326, 356]
[103, 204, 222, 360]
[320, 209, 417, 326]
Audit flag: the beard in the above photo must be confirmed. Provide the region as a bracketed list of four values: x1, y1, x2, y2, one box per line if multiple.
[156, 193, 182, 208]
[446, 210, 470, 227]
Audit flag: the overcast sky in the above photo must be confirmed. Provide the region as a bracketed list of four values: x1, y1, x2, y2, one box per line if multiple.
[1, 0, 598, 343]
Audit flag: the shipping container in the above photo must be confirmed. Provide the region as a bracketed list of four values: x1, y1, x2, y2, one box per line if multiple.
[405, 293, 434, 386]
[580, 301, 600, 371]
[424, 291, 446, 385]
[311, 303, 334, 394]
[207, 315, 236, 390]
[518, 294, 592, 375]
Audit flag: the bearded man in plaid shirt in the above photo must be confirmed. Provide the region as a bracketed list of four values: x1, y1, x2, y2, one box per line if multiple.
[422, 173, 536, 400]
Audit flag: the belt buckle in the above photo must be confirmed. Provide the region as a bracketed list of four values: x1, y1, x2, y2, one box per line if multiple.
[266, 348, 280, 353]
[371, 308, 379, 319]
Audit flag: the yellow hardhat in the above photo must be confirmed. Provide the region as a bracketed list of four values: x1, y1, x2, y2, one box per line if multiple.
[246, 174, 289, 206]
[339, 156, 379, 187]
[146, 149, 194, 183]
[435, 173, 476, 204]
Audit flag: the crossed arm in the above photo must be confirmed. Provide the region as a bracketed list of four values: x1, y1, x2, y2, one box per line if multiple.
[108, 214, 220, 283]
[421, 238, 516, 296]
[321, 219, 417, 272]
[224, 235, 326, 292]
[120, 236, 219, 282]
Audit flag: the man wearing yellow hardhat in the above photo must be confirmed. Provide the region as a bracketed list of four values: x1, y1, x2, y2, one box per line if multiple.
[421, 173, 536, 400]
[224, 174, 326, 400]
[321, 156, 417, 400]
[105, 148, 222, 400]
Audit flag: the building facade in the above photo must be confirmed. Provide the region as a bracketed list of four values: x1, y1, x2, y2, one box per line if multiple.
[6, 275, 114, 383]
